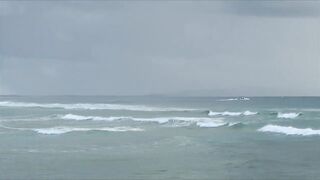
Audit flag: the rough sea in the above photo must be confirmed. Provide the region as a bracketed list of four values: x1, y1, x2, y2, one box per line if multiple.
[0, 96, 320, 179]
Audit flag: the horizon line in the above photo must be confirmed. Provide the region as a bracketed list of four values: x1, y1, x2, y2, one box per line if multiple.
[1, 94, 320, 98]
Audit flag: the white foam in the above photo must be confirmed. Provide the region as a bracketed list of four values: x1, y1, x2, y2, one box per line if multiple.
[0, 124, 143, 135]
[0, 101, 196, 112]
[59, 114, 223, 125]
[209, 111, 242, 116]
[277, 112, 301, 119]
[196, 121, 227, 128]
[228, 122, 243, 127]
[243, 111, 258, 116]
[208, 111, 257, 116]
[217, 98, 239, 101]
[132, 117, 222, 124]
[61, 114, 130, 121]
[60, 114, 228, 127]
[168, 121, 194, 127]
[217, 97, 250, 101]
[240, 97, 250, 101]
[33, 126, 144, 135]
[62, 115, 228, 128]
[258, 124, 320, 136]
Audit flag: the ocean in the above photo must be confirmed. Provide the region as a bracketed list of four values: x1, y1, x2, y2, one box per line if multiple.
[0, 96, 320, 179]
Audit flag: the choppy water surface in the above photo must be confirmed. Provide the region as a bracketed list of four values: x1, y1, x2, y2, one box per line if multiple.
[1, 96, 320, 179]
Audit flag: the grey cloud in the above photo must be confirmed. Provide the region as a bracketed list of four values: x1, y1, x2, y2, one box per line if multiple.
[225, 1, 320, 17]
[0, 1, 320, 96]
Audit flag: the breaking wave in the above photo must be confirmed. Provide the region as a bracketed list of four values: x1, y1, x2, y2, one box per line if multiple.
[60, 114, 226, 126]
[0, 124, 143, 135]
[258, 124, 320, 136]
[243, 111, 258, 115]
[208, 111, 257, 116]
[33, 126, 144, 135]
[217, 97, 250, 101]
[61, 114, 129, 121]
[228, 122, 244, 127]
[217, 98, 238, 101]
[195, 120, 227, 128]
[132, 117, 224, 125]
[277, 112, 301, 119]
[0, 101, 196, 112]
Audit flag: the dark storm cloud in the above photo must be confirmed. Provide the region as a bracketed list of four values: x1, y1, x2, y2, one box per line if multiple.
[0, 1, 320, 96]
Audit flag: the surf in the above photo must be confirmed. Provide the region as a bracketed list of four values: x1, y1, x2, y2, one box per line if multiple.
[0, 124, 144, 135]
[33, 126, 144, 135]
[0, 101, 197, 112]
[59, 114, 227, 126]
[277, 112, 301, 119]
[217, 97, 250, 101]
[61, 114, 130, 121]
[208, 110, 257, 116]
[258, 124, 320, 136]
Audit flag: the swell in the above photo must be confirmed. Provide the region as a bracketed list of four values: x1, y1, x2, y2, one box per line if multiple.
[33, 126, 144, 135]
[217, 97, 250, 101]
[0, 101, 197, 112]
[0, 124, 144, 135]
[60, 114, 228, 127]
[208, 110, 257, 116]
[258, 124, 320, 136]
[61, 114, 129, 121]
[277, 112, 301, 119]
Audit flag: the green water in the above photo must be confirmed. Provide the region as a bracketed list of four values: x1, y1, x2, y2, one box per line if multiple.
[0, 96, 320, 179]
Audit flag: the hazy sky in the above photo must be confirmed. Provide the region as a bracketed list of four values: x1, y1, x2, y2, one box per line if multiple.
[0, 1, 320, 96]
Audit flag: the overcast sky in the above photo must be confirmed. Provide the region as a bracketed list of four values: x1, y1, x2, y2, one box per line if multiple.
[0, 1, 320, 96]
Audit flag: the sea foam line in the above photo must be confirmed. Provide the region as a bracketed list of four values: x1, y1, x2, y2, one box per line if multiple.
[33, 126, 144, 135]
[217, 97, 250, 101]
[208, 110, 257, 116]
[0, 124, 144, 135]
[196, 121, 227, 128]
[0, 113, 233, 128]
[258, 124, 320, 136]
[61, 114, 130, 121]
[61, 114, 227, 127]
[277, 112, 301, 119]
[0, 101, 197, 112]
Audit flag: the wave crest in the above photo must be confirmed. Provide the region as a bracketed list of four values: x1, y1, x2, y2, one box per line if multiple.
[217, 97, 250, 101]
[33, 127, 144, 135]
[59, 114, 227, 128]
[277, 112, 301, 119]
[61, 114, 130, 121]
[208, 111, 257, 116]
[60, 114, 225, 125]
[258, 124, 320, 136]
[0, 124, 144, 135]
[0, 101, 196, 112]
[196, 121, 227, 128]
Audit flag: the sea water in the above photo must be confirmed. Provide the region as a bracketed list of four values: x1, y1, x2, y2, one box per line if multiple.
[0, 96, 320, 179]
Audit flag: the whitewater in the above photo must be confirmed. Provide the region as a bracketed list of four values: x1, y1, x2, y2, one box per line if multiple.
[1, 96, 320, 179]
